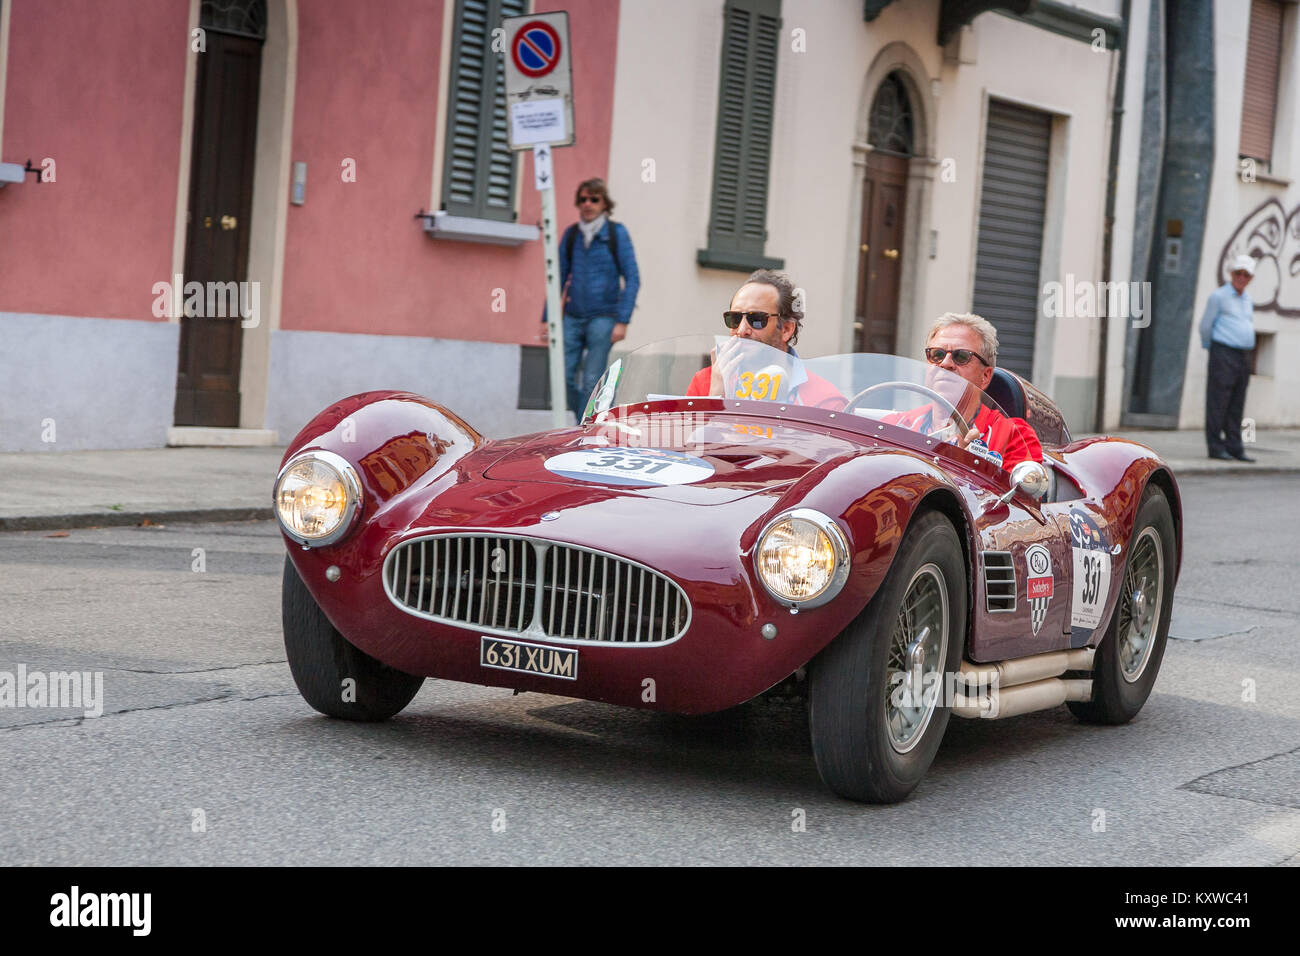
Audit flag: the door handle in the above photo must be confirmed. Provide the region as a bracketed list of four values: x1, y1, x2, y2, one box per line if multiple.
[860, 244, 869, 253]
[221, 215, 238, 230]
[883, 248, 899, 259]
[204, 216, 212, 229]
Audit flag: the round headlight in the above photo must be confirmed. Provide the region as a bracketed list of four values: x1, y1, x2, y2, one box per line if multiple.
[756, 510, 850, 608]
[274, 451, 361, 546]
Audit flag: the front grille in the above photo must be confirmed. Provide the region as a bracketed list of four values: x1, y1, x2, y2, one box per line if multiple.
[385, 535, 690, 645]
[387, 536, 537, 632]
[982, 551, 1017, 612]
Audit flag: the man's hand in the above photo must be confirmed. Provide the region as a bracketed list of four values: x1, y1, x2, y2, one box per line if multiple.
[610, 323, 627, 344]
[927, 423, 980, 449]
[707, 339, 746, 397]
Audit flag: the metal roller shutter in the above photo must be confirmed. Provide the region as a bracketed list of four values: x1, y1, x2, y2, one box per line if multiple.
[1240, 0, 1284, 163]
[971, 100, 1052, 379]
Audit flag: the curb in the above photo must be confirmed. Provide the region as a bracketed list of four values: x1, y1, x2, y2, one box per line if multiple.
[1157, 466, 1295, 477]
[0, 507, 273, 533]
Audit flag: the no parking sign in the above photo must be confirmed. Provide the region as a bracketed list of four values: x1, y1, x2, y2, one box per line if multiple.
[502, 12, 574, 149]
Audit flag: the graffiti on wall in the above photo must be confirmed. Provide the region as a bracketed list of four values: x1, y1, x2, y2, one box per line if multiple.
[1219, 198, 1300, 316]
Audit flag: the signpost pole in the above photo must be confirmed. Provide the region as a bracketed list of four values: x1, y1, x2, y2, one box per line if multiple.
[538, 147, 568, 428]
[503, 12, 574, 429]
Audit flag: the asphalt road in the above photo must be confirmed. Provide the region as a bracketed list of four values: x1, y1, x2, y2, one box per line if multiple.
[2, 475, 1297, 866]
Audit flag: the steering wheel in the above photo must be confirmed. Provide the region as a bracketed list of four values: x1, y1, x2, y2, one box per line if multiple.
[842, 381, 972, 441]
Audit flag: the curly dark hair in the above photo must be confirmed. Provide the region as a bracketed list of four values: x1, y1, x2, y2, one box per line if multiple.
[741, 269, 803, 345]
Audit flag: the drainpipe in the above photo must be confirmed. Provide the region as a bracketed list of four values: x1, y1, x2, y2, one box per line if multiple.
[1095, 0, 1130, 433]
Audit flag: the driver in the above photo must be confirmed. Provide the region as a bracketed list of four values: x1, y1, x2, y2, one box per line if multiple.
[891, 313, 1042, 471]
[685, 270, 843, 408]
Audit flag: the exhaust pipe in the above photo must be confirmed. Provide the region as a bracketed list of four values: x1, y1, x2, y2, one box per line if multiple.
[952, 647, 1096, 719]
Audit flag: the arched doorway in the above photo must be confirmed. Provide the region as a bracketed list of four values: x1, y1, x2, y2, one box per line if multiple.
[174, 0, 267, 427]
[854, 72, 914, 355]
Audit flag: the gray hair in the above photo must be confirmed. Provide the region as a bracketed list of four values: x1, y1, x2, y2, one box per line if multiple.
[741, 269, 804, 345]
[927, 312, 998, 365]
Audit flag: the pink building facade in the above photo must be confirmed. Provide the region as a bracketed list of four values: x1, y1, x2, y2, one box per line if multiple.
[0, 0, 619, 451]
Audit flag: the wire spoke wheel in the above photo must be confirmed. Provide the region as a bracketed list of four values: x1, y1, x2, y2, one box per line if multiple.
[884, 563, 948, 753]
[1118, 527, 1163, 683]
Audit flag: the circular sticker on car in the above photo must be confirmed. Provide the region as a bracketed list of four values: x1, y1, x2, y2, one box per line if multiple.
[544, 447, 715, 487]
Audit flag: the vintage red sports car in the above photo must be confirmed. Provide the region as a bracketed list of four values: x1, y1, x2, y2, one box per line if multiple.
[275, 335, 1181, 803]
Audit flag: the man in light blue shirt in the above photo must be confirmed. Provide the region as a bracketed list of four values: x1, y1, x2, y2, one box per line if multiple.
[1200, 254, 1256, 461]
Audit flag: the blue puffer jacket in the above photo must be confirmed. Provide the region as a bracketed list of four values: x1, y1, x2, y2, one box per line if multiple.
[559, 219, 640, 324]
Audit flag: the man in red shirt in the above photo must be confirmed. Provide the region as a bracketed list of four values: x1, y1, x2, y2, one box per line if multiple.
[685, 269, 843, 408]
[901, 313, 1042, 471]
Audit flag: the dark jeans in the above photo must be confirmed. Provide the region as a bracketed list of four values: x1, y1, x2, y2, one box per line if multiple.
[563, 314, 617, 422]
[1205, 341, 1251, 457]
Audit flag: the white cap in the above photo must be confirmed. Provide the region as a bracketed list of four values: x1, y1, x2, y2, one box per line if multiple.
[1231, 254, 1256, 275]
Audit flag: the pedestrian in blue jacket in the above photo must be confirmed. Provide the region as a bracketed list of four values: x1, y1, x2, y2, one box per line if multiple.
[554, 178, 639, 421]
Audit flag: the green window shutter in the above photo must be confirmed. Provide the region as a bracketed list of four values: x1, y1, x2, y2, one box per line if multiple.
[443, 0, 525, 221]
[699, 0, 784, 272]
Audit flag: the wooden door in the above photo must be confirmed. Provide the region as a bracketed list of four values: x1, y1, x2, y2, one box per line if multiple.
[854, 151, 908, 355]
[174, 30, 262, 427]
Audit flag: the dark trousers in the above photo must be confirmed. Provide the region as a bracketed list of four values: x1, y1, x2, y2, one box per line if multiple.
[1205, 342, 1251, 457]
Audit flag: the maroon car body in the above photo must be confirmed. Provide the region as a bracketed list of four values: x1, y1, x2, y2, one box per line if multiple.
[278, 368, 1182, 717]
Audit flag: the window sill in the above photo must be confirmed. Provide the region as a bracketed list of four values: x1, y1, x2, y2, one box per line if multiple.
[696, 247, 785, 273]
[1252, 170, 1293, 187]
[1238, 157, 1292, 187]
[424, 212, 539, 246]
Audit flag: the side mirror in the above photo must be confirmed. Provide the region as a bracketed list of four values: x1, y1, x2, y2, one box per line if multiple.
[997, 460, 1049, 505]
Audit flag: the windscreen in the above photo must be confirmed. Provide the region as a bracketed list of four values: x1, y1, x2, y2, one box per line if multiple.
[583, 334, 1008, 457]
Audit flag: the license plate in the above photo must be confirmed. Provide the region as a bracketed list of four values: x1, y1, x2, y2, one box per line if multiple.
[480, 636, 578, 681]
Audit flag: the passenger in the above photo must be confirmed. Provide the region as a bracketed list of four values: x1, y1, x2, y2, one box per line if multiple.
[685, 269, 843, 409]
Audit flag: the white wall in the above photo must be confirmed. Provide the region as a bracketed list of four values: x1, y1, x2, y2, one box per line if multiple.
[1177, 0, 1300, 428]
[608, 0, 1115, 416]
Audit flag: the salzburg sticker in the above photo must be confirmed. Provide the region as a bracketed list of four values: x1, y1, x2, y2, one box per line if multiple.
[1069, 508, 1112, 631]
[544, 446, 715, 487]
[1024, 543, 1053, 635]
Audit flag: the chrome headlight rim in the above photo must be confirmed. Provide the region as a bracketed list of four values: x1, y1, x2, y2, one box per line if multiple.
[754, 508, 851, 609]
[273, 449, 363, 548]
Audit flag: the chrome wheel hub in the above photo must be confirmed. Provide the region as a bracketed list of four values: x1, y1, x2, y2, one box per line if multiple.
[1117, 527, 1163, 683]
[885, 564, 948, 753]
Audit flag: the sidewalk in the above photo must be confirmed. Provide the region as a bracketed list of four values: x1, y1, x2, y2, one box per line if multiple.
[2, 430, 1297, 531]
[0, 446, 283, 531]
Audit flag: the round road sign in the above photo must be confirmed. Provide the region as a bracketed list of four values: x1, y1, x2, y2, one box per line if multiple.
[511, 21, 562, 78]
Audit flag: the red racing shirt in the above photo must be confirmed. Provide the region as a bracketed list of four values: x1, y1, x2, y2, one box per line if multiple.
[886, 402, 1042, 471]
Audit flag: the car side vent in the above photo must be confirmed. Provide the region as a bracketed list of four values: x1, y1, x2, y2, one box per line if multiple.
[983, 551, 1017, 612]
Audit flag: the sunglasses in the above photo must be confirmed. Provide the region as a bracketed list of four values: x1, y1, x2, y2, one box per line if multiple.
[577, 196, 603, 205]
[723, 310, 784, 330]
[925, 347, 989, 367]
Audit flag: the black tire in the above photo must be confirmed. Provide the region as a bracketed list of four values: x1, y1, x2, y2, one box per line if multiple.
[282, 557, 424, 721]
[1067, 485, 1176, 724]
[809, 511, 967, 803]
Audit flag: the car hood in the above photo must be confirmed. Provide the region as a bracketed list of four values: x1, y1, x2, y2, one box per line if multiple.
[479, 412, 860, 505]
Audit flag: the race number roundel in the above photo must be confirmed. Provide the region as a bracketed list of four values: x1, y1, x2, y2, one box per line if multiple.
[544, 447, 715, 487]
[511, 21, 562, 78]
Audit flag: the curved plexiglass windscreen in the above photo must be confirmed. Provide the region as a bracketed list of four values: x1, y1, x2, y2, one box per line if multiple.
[583, 334, 1009, 457]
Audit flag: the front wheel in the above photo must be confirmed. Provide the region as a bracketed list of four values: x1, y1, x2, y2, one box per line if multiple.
[809, 511, 967, 803]
[282, 557, 424, 721]
[1068, 485, 1176, 724]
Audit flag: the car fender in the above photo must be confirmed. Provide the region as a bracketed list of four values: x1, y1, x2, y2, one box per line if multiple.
[752, 449, 979, 635]
[281, 391, 486, 509]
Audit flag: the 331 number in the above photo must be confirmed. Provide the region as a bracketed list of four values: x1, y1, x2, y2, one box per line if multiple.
[735, 372, 782, 400]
